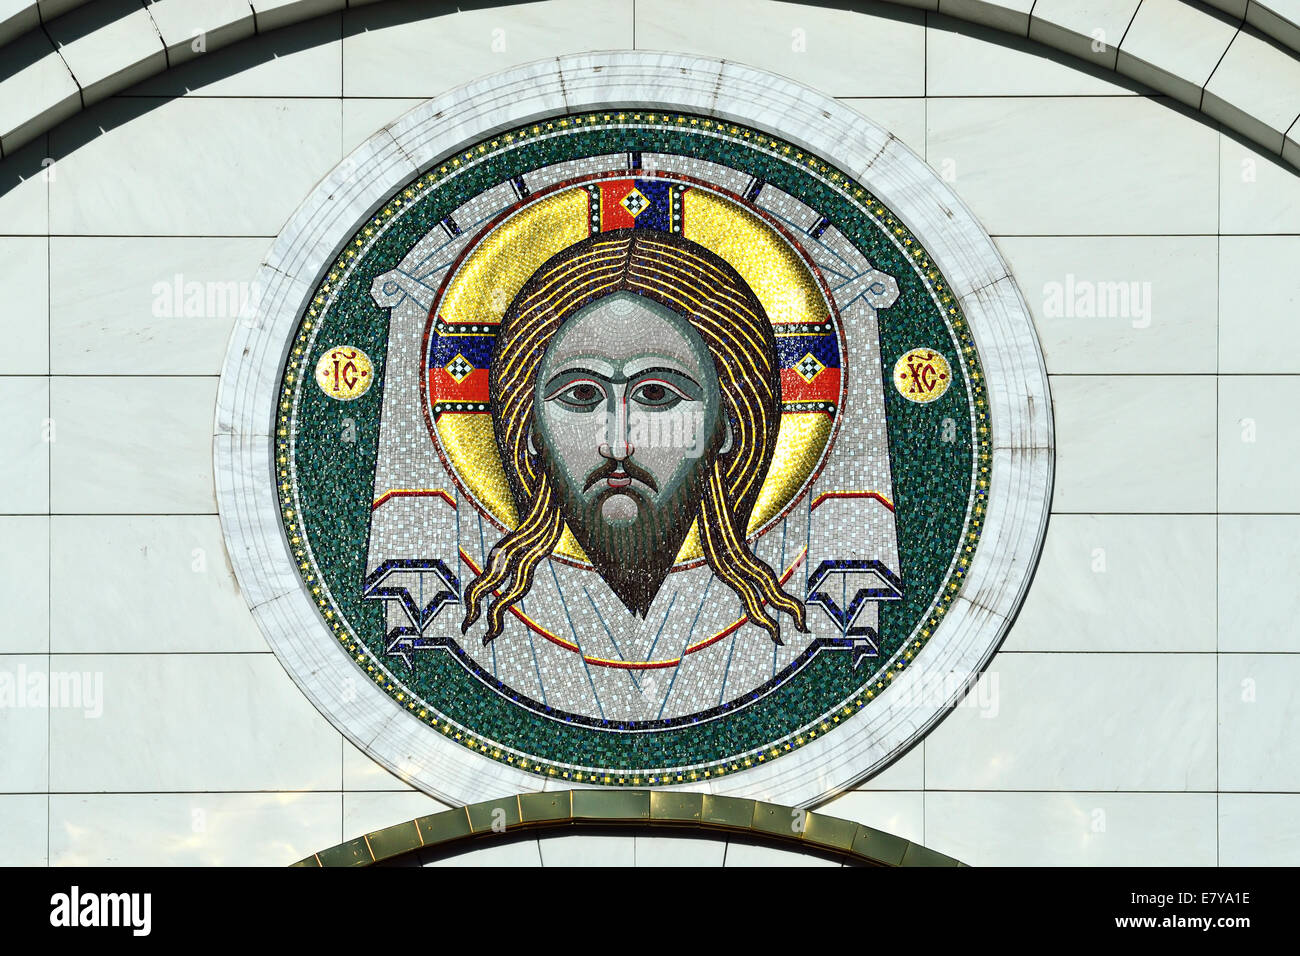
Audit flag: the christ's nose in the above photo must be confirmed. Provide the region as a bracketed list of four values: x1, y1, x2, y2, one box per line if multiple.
[599, 439, 634, 460]
[599, 395, 634, 462]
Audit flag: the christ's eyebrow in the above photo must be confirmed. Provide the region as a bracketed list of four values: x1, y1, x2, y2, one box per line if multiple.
[623, 361, 701, 387]
[546, 354, 616, 378]
[618, 358, 702, 385]
[543, 365, 613, 391]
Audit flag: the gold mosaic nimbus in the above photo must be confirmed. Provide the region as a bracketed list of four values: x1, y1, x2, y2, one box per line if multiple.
[431, 184, 837, 565]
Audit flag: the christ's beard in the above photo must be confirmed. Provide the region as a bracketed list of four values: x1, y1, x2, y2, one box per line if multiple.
[552, 465, 706, 618]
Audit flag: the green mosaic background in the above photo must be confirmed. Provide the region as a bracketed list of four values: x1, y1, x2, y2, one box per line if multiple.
[278, 113, 988, 783]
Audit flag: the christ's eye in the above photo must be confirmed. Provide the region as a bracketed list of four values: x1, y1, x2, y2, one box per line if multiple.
[631, 380, 687, 408]
[549, 380, 605, 411]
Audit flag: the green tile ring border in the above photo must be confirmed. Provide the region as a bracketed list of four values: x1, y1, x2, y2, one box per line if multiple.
[295, 790, 965, 867]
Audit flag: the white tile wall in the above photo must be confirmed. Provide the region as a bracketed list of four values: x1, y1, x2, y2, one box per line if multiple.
[48, 792, 342, 866]
[926, 792, 1218, 866]
[0, 654, 51, 791]
[632, 0, 925, 98]
[926, 96, 1219, 235]
[1219, 237, 1300, 373]
[633, 833, 728, 866]
[1220, 135, 1300, 234]
[131, 14, 345, 98]
[538, 833, 638, 866]
[1005, 514, 1216, 652]
[1, 236, 49, 374]
[927, 14, 1137, 95]
[0, 0, 1294, 866]
[1219, 654, 1300, 792]
[0, 516, 49, 653]
[1218, 515, 1300, 652]
[49, 237, 270, 375]
[1219, 794, 1300, 866]
[47, 98, 342, 236]
[923, 654, 1218, 792]
[1050, 375, 1217, 513]
[47, 654, 342, 793]
[0, 376, 50, 514]
[342, 0, 635, 98]
[0, 796, 48, 866]
[49, 377, 218, 514]
[1218, 376, 1300, 513]
[50, 516, 269, 653]
[995, 236, 1217, 375]
[0, 137, 49, 235]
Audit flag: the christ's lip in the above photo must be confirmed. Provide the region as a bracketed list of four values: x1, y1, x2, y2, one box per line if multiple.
[583, 458, 658, 494]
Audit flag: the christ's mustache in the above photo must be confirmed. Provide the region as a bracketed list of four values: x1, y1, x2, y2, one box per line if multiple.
[582, 456, 659, 493]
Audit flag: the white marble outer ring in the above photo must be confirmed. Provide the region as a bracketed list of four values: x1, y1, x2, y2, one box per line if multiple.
[214, 52, 1054, 809]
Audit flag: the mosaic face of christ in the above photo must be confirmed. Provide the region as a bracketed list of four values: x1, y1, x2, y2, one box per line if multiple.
[460, 229, 806, 647]
[530, 291, 729, 616]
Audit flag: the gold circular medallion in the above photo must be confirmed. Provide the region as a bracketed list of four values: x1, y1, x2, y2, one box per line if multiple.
[893, 348, 952, 403]
[315, 346, 373, 401]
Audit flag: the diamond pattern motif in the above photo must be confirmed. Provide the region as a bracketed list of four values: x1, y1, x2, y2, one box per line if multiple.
[795, 352, 825, 383]
[619, 187, 651, 218]
[445, 353, 474, 383]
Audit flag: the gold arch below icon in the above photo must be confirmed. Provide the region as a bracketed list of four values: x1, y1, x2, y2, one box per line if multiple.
[428, 178, 841, 566]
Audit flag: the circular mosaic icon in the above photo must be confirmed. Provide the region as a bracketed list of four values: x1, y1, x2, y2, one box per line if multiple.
[219, 55, 1052, 805]
[893, 348, 952, 404]
[314, 345, 373, 401]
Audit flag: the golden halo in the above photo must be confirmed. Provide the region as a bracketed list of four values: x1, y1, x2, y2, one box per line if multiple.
[425, 176, 843, 565]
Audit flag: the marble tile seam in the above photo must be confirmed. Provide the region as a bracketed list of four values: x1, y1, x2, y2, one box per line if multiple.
[140, 0, 169, 70]
[35, 16, 83, 116]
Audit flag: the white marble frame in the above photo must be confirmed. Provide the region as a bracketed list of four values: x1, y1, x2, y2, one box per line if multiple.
[214, 52, 1054, 809]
